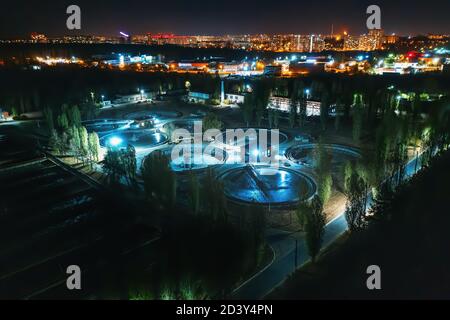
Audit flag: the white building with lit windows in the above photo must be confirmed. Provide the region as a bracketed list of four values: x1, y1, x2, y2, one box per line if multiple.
[268, 96, 321, 116]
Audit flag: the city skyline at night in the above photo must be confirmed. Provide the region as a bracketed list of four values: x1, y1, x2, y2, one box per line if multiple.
[1, 0, 450, 38]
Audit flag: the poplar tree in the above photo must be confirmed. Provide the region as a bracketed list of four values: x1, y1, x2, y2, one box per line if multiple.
[304, 196, 326, 263]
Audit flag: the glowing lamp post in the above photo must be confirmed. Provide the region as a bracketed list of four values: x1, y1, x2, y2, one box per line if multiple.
[109, 136, 123, 148]
[305, 89, 311, 99]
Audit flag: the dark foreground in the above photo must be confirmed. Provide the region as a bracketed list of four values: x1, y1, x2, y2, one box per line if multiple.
[270, 149, 450, 300]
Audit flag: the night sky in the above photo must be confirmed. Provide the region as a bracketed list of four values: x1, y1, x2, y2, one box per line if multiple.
[1, 0, 449, 38]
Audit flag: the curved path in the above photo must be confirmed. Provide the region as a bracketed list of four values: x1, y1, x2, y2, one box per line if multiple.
[232, 152, 425, 299]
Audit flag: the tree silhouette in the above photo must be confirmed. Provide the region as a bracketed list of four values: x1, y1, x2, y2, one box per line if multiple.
[344, 169, 367, 232]
[304, 196, 326, 263]
[141, 151, 177, 208]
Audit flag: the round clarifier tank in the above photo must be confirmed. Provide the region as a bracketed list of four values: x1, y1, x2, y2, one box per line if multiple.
[217, 128, 290, 147]
[169, 145, 228, 173]
[123, 110, 182, 122]
[101, 130, 169, 149]
[285, 144, 361, 168]
[83, 119, 132, 134]
[163, 119, 197, 132]
[219, 165, 316, 206]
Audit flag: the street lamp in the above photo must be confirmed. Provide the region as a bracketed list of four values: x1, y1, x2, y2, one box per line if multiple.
[109, 136, 123, 148]
[305, 89, 311, 99]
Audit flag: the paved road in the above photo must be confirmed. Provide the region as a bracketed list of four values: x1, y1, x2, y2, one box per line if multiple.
[232, 152, 424, 299]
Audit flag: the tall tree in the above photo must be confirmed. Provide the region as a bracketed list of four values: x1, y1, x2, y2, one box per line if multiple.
[273, 109, 280, 128]
[68, 125, 82, 160]
[43, 107, 54, 134]
[296, 201, 311, 230]
[88, 132, 101, 162]
[57, 112, 69, 132]
[141, 151, 177, 208]
[78, 126, 89, 160]
[240, 94, 254, 127]
[202, 168, 228, 222]
[344, 169, 367, 232]
[304, 196, 326, 263]
[352, 93, 364, 143]
[289, 100, 297, 128]
[298, 93, 307, 128]
[203, 112, 223, 132]
[103, 147, 122, 186]
[69, 105, 82, 128]
[123, 145, 137, 186]
[320, 91, 329, 131]
[289, 80, 301, 128]
[103, 145, 138, 188]
[315, 138, 333, 205]
[49, 129, 61, 154]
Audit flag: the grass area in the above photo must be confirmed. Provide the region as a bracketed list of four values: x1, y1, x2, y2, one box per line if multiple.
[233, 244, 274, 291]
[269, 149, 450, 300]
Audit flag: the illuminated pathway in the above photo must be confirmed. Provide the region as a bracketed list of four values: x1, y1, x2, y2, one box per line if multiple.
[232, 153, 425, 299]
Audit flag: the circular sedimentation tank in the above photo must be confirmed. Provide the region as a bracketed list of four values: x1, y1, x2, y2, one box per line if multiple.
[219, 165, 316, 206]
[123, 110, 182, 122]
[168, 145, 228, 173]
[101, 130, 169, 149]
[285, 144, 361, 168]
[83, 119, 132, 134]
[163, 119, 197, 132]
[217, 128, 290, 147]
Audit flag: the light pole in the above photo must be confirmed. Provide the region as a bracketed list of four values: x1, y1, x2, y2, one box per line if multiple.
[305, 89, 311, 99]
